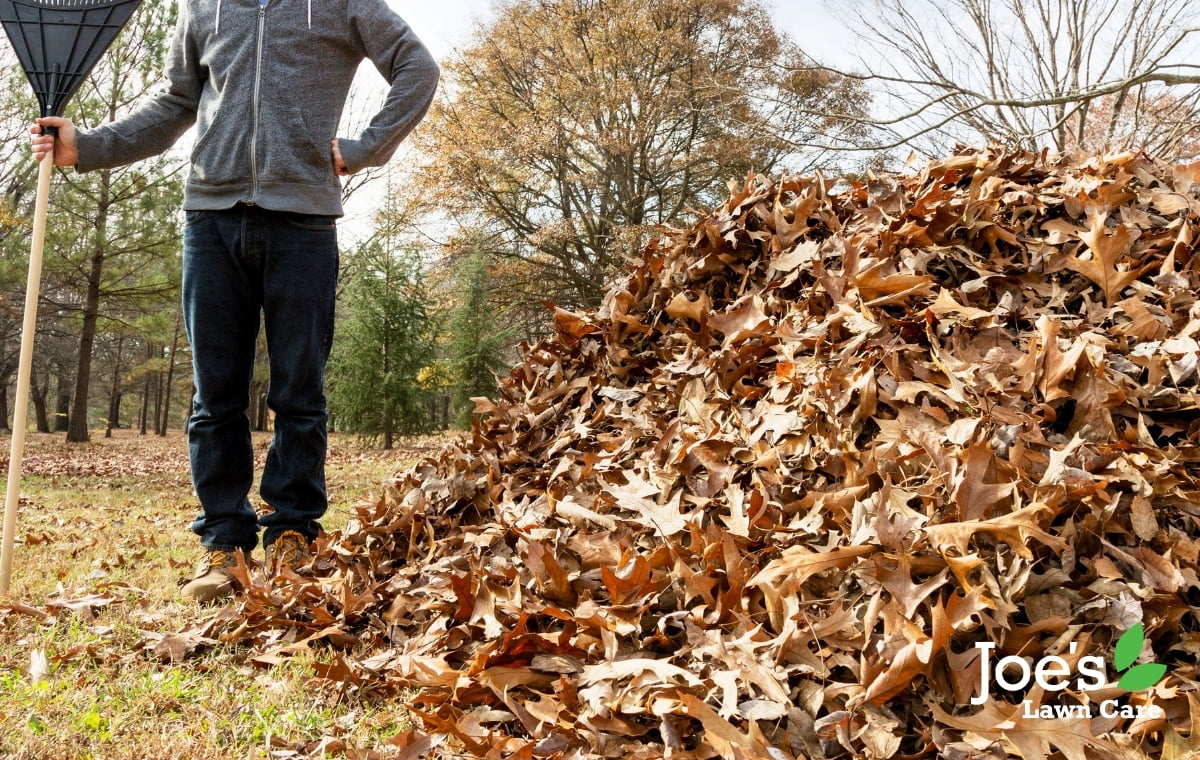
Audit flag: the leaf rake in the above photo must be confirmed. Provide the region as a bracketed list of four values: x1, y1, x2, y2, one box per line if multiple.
[0, 0, 143, 594]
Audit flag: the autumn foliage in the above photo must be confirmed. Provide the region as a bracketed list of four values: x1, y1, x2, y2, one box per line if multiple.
[216, 147, 1200, 759]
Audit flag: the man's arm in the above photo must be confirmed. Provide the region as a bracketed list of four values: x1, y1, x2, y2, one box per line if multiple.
[71, 4, 203, 172]
[335, 0, 441, 174]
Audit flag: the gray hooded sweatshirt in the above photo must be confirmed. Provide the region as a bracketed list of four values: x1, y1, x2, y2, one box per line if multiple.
[74, 0, 440, 216]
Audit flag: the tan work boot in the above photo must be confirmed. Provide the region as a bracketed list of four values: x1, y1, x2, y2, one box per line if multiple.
[265, 530, 312, 577]
[181, 549, 245, 603]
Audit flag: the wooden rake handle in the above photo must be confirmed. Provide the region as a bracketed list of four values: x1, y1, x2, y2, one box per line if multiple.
[1, 145, 53, 596]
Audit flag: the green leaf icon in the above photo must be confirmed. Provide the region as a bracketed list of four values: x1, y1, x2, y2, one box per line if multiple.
[1118, 662, 1167, 692]
[1114, 624, 1145, 673]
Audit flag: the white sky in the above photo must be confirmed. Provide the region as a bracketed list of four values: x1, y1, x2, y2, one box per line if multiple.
[343, 0, 859, 236]
[390, 0, 858, 67]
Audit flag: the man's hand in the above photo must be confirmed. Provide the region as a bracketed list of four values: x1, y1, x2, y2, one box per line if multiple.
[29, 117, 78, 167]
[331, 138, 350, 176]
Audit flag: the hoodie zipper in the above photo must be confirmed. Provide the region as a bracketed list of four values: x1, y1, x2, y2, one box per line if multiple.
[249, 0, 268, 202]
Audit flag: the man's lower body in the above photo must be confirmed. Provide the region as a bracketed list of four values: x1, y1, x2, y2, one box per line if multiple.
[179, 204, 339, 601]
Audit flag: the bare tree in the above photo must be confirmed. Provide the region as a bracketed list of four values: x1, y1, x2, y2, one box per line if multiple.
[800, 0, 1200, 159]
[416, 0, 870, 312]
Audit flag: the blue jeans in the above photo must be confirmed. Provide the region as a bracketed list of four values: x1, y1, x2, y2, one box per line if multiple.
[182, 204, 338, 552]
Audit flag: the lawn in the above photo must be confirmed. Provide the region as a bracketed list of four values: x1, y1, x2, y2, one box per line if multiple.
[0, 429, 432, 760]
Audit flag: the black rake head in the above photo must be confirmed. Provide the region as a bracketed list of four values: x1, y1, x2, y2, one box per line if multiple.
[0, 0, 144, 119]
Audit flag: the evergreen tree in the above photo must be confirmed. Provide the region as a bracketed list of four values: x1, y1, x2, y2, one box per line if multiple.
[446, 244, 514, 428]
[328, 239, 438, 448]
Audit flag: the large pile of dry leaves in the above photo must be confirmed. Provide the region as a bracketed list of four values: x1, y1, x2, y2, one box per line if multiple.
[221, 147, 1200, 759]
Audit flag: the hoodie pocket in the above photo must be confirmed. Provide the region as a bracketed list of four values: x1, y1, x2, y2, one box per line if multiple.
[189, 114, 253, 187]
[259, 100, 335, 187]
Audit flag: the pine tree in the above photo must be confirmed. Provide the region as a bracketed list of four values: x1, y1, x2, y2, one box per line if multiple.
[446, 244, 514, 428]
[327, 239, 437, 448]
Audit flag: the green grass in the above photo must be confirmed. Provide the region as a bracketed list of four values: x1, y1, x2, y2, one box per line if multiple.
[0, 429, 429, 759]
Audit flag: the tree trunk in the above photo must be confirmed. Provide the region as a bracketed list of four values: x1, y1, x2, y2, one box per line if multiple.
[30, 373, 50, 433]
[251, 380, 269, 431]
[158, 312, 182, 436]
[153, 370, 164, 436]
[106, 332, 125, 438]
[54, 368, 71, 433]
[139, 377, 151, 434]
[258, 390, 269, 430]
[0, 383, 9, 433]
[248, 381, 260, 433]
[67, 170, 111, 443]
[67, 268, 103, 442]
[381, 336, 392, 449]
[139, 342, 153, 435]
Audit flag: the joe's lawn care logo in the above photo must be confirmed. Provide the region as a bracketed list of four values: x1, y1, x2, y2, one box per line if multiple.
[1111, 624, 1168, 692]
[971, 623, 1166, 719]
